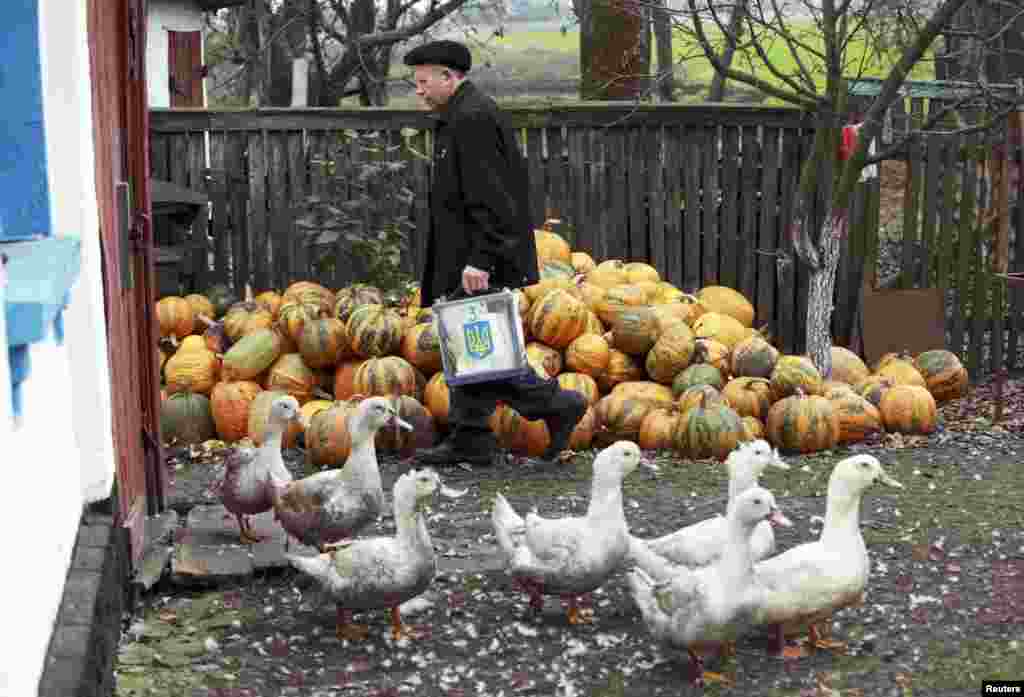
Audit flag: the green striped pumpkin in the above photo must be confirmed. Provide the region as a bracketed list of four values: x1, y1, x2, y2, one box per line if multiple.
[333, 284, 384, 323]
[731, 335, 779, 378]
[769, 354, 824, 401]
[594, 393, 657, 439]
[831, 392, 883, 443]
[672, 393, 745, 461]
[765, 391, 840, 453]
[298, 317, 352, 369]
[528, 288, 588, 349]
[879, 384, 937, 434]
[557, 372, 601, 407]
[346, 304, 403, 358]
[671, 363, 725, 397]
[399, 322, 442, 376]
[914, 349, 968, 403]
[160, 392, 216, 444]
[353, 356, 423, 401]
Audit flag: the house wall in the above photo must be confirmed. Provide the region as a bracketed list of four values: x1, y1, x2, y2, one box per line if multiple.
[147, 0, 205, 107]
[0, 0, 112, 693]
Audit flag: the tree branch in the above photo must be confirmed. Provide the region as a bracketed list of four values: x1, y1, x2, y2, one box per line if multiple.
[834, 0, 975, 211]
[684, 0, 820, 108]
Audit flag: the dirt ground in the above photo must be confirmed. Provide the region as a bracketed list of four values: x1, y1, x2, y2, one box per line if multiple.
[118, 376, 1024, 697]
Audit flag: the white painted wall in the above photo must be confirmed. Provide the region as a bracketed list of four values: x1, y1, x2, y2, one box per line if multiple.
[147, 0, 206, 107]
[0, 0, 111, 694]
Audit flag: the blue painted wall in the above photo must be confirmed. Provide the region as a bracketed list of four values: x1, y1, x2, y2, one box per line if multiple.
[0, 0, 50, 241]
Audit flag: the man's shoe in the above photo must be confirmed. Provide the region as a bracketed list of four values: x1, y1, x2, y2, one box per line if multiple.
[417, 440, 495, 467]
[527, 391, 587, 466]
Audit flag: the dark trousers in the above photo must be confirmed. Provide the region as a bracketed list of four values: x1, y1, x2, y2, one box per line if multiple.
[448, 371, 560, 445]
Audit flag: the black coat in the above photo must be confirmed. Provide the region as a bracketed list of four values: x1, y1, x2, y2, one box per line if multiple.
[420, 81, 539, 307]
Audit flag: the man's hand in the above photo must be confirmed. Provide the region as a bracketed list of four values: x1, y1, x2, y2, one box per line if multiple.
[462, 265, 490, 293]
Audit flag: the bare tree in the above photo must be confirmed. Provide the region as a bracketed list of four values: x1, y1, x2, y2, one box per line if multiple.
[207, 0, 480, 107]
[676, 0, 1024, 377]
[579, 0, 651, 99]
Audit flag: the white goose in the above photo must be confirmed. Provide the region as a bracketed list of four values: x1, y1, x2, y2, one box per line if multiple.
[638, 439, 789, 568]
[628, 487, 793, 687]
[271, 397, 412, 552]
[288, 468, 466, 641]
[491, 440, 658, 624]
[751, 453, 903, 657]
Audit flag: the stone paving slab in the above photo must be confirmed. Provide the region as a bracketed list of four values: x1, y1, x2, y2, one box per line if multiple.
[134, 511, 180, 591]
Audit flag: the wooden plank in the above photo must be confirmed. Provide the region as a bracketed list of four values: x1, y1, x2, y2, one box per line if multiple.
[267, 131, 289, 290]
[589, 129, 607, 260]
[776, 128, 803, 354]
[247, 131, 269, 291]
[226, 131, 248, 294]
[952, 132, 977, 361]
[409, 128, 431, 281]
[719, 125, 741, 290]
[789, 130, 811, 355]
[919, 131, 943, 287]
[663, 125, 683, 288]
[628, 127, 647, 262]
[188, 132, 208, 292]
[334, 130, 356, 287]
[150, 133, 169, 181]
[835, 182, 861, 346]
[969, 140, 988, 377]
[286, 131, 307, 283]
[738, 125, 759, 306]
[755, 127, 780, 343]
[936, 133, 958, 332]
[607, 128, 629, 261]
[701, 125, 719, 286]
[568, 128, 587, 252]
[900, 98, 925, 289]
[208, 130, 229, 282]
[1009, 145, 1024, 370]
[648, 124, 665, 275]
[682, 125, 702, 293]
[149, 104, 808, 134]
[526, 128, 546, 229]
[546, 126, 566, 221]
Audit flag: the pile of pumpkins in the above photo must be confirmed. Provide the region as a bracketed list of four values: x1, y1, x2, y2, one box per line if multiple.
[155, 222, 969, 463]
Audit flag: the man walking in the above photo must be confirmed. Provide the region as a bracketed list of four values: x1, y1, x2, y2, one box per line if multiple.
[404, 39, 585, 467]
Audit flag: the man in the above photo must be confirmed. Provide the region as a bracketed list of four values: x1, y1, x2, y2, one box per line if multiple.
[404, 39, 585, 467]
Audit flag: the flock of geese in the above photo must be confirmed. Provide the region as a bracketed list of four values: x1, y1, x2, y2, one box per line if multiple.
[214, 393, 903, 687]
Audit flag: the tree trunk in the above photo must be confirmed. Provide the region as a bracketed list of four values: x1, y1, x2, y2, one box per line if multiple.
[580, 0, 649, 99]
[291, 56, 309, 106]
[804, 211, 847, 379]
[652, 0, 674, 101]
[708, 0, 747, 102]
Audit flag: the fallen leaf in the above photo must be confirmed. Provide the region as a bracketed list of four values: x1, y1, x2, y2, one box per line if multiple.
[351, 656, 373, 672]
[910, 545, 929, 562]
[944, 561, 961, 574]
[928, 543, 946, 562]
[117, 643, 157, 666]
[269, 637, 290, 657]
[894, 574, 915, 592]
[910, 606, 929, 624]
[942, 593, 962, 610]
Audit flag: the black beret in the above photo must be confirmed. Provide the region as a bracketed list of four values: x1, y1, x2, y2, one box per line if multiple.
[403, 40, 471, 73]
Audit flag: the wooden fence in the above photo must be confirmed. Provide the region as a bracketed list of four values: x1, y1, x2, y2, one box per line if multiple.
[148, 104, 1021, 375]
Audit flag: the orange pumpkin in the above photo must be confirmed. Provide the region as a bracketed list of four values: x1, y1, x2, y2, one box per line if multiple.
[610, 306, 661, 356]
[210, 380, 263, 441]
[255, 291, 284, 319]
[346, 304, 404, 358]
[424, 372, 451, 428]
[156, 296, 195, 340]
[164, 343, 221, 395]
[565, 333, 611, 378]
[278, 301, 321, 345]
[879, 384, 937, 434]
[298, 317, 352, 370]
[829, 346, 870, 385]
[914, 349, 968, 402]
[568, 406, 597, 450]
[645, 322, 696, 384]
[400, 322, 443, 376]
[722, 377, 774, 420]
[557, 372, 601, 407]
[765, 391, 840, 453]
[596, 349, 644, 392]
[185, 294, 216, 334]
[831, 392, 884, 443]
[731, 335, 779, 379]
[613, 380, 675, 407]
[526, 342, 562, 378]
[528, 288, 588, 349]
[855, 375, 897, 407]
[877, 354, 927, 388]
[639, 406, 682, 450]
[263, 353, 316, 404]
[305, 398, 362, 465]
[282, 280, 335, 317]
[353, 356, 422, 400]
[535, 228, 572, 265]
[594, 392, 657, 439]
[770, 354, 824, 401]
